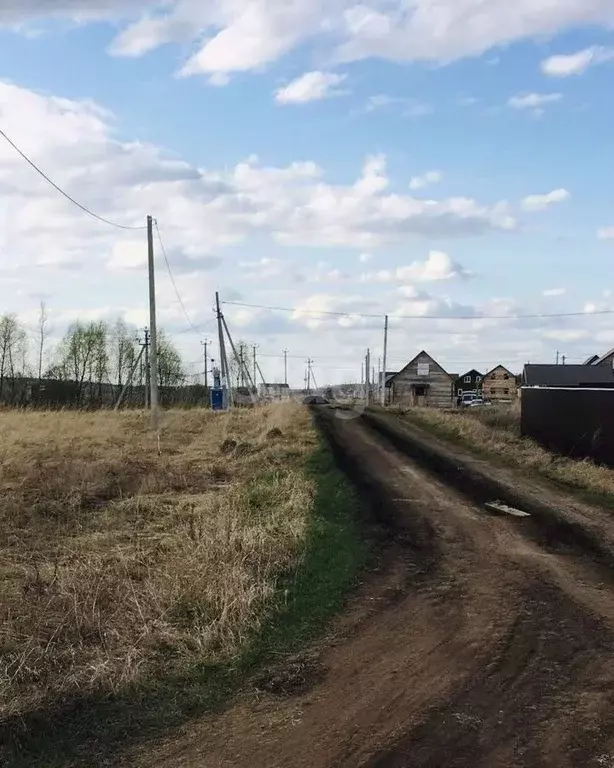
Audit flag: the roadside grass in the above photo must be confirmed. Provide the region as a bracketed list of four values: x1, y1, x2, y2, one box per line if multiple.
[393, 405, 614, 507]
[0, 404, 367, 767]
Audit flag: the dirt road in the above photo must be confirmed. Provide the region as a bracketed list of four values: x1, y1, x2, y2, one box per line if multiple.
[131, 408, 614, 768]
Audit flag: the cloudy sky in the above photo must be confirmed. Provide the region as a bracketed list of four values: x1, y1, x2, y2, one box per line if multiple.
[1, 1, 614, 385]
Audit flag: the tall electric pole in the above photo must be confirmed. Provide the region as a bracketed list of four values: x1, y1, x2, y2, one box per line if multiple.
[216, 292, 231, 406]
[365, 348, 371, 406]
[147, 215, 159, 429]
[201, 339, 210, 389]
[283, 349, 289, 386]
[381, 315, 388, 406]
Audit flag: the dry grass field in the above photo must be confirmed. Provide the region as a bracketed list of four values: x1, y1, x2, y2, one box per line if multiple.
[0, 402, 357, 743]
[400, 403, 614, 502]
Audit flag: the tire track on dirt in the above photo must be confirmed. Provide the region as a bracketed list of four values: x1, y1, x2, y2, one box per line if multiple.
[130, 408, 614, 768]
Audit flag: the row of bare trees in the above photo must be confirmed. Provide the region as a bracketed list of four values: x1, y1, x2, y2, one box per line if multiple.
[0, 309, 186, 404]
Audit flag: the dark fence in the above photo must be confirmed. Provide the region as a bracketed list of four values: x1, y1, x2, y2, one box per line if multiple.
[0, 377, 211, 409]
[521, 387, 614, 466]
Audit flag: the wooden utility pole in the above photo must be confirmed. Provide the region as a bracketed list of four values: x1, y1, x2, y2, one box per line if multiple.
[147, 215, 159, 429]
[381, 315, 388, 406]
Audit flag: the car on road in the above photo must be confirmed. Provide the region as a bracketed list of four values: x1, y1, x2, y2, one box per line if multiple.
[303, 395, 329, 405]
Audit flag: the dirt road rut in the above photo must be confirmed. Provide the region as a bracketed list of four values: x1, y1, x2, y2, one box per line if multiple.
[133, 409, 614, 768]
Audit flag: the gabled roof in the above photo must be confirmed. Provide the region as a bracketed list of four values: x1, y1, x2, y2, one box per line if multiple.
[523, 364, 614, 388]
[593, 348, 614, 366]
[389, 350, 452, 382]
[455, 369, 484, 380]
[583, 354, 599, 365]
[483, 364, 515, 378]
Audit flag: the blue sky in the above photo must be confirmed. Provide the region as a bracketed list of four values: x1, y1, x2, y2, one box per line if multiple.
[1, 1, 614, 384]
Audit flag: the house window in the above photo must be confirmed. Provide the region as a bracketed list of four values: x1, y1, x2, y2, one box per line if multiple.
[503, 374, 509, 380]
[504, 389, 509, 395]
[464, 375, 471, 383]
[476, 376, 482, 382]
[458, 388, 463, 396]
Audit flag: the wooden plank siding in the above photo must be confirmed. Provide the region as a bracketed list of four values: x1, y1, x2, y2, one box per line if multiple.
[390, 351, 454, 408]
[482, 365, 518, 403]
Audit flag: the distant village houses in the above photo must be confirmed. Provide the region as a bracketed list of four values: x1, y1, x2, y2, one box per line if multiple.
[258, 383, 290, 401]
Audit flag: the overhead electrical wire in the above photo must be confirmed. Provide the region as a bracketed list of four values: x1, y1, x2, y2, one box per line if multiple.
[0, 126, 146, 231]
[154, 219, 210, 338]
[223, 299, 614, 322]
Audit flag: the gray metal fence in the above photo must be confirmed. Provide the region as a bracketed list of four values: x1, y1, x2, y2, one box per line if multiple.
[521, 387, 614, 466]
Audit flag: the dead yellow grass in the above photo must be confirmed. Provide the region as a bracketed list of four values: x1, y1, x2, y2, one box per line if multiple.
[403, 405, 614, 500]
[0, 403, 317, 721]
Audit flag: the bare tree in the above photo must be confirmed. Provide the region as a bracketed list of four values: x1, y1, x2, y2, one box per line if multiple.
[37, 301, 48, 381]
[157, 330, 185, 389]
[0, 314, 28, 403]
[54, 321, 109, 404]
[111, 319, 138, 386]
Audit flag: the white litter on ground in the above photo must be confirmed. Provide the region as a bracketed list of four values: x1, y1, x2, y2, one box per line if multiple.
[485, 501, 531, 518]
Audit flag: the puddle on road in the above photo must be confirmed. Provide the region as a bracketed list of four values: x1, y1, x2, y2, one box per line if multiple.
[485, 501, 531, 518]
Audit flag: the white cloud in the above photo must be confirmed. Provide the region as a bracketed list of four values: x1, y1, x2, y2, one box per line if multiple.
[5, 79, 602, 384]
[542, 329, 588, 342]
[359, 252, 372, 263]
[542, 287, 566, 297]
[275, 71, 348, 104]
[508, 92, 562, 111]
[521, 188, 570, 212]
[239, 256, 287, 280]
[598, 227, 614, 240]
[409, 170, 443, 191]
[362, 250, 468, 284]
[6, 1, 614, 80]
[398, 251, 468, 282]
[541, 46, 614, 77]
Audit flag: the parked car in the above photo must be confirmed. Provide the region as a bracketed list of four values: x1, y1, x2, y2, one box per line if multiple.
[303, 395, 329, 405]
[459, 392, 480, 407]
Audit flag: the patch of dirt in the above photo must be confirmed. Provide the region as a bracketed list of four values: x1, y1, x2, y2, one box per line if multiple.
[267, 428, 283, 439]
[253, 653, 326, 696]
[126, 407, 614, 768]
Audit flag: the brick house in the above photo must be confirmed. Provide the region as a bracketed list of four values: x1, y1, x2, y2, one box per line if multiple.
[482, 365, 518, 403]
[454, 369, 483, 403]
[388, 351, 454, 408]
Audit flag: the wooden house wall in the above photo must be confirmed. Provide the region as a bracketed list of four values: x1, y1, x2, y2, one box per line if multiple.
[391, 352, 453, 408]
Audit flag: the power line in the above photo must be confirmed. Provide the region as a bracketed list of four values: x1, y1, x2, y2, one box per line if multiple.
[175, 317, 217, 335]
[223, 299, 614, 322]
[154, 219, 208, 338]
[0, 126, 146, 231]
